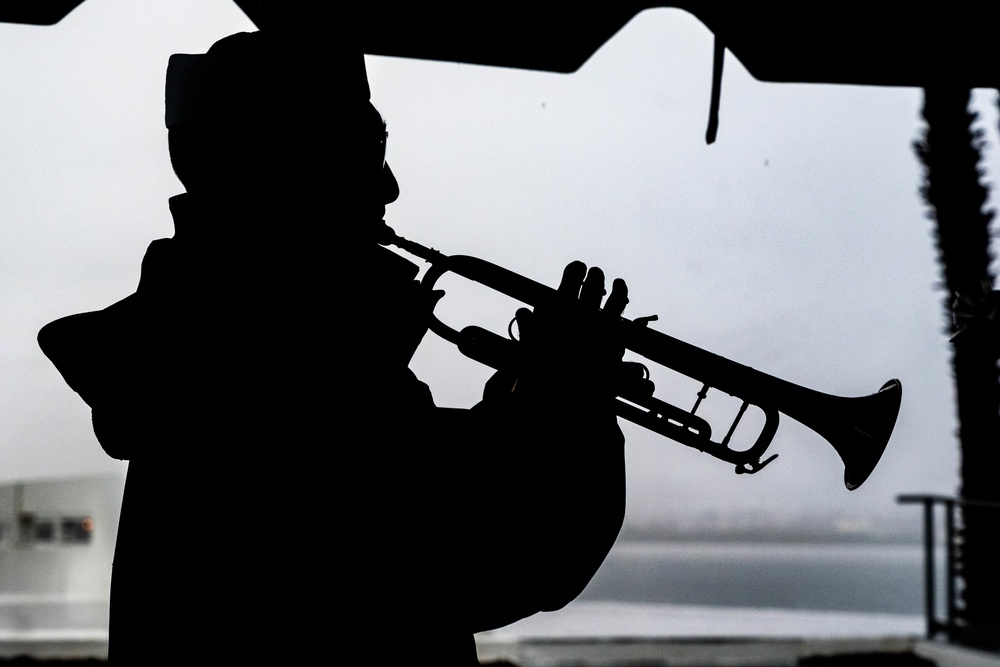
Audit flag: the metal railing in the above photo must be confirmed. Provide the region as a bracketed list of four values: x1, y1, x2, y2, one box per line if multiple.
[897, 493, 1000, 641]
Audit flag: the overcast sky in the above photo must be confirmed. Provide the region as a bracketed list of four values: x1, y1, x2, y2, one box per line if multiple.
[2, 1, 997, 535]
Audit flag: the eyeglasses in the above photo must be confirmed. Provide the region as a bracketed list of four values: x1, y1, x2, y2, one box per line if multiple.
[358, 103, 389, 172]
[378, 118, 388, 171]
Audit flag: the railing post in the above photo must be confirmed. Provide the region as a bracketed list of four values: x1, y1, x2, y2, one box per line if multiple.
[944, 498, 957, 640]
[899, 494, 943, 639]
[922, 497, 937, 638]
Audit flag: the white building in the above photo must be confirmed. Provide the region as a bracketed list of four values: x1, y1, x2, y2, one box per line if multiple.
[0, 474, 124, 659]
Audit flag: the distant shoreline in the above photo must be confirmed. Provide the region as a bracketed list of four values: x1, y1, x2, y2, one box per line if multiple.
[615, 530, 923, 546]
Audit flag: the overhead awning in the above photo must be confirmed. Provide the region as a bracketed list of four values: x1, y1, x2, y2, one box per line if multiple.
[4, 2, 994, 144]
[3, 2, 995, 89]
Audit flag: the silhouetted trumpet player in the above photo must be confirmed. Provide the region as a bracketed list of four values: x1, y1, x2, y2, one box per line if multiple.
[34, 22, 900, 667]
[38, 29, 639, 666]
[382, 226, 902, 491]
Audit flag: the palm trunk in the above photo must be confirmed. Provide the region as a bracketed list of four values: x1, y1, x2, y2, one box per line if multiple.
[914, 86, 1000, 647]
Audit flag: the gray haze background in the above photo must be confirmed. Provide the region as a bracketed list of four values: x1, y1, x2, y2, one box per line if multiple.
[3, 1, 996, 537]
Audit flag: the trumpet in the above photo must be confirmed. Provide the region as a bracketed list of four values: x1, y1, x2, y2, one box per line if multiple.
[381, 228, 901, 490]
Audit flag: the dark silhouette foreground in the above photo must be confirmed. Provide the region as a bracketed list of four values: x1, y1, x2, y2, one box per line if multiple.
[38, 29, 629, 664]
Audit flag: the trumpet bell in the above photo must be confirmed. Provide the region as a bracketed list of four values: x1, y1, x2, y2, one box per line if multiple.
[824, 379, 902, 490]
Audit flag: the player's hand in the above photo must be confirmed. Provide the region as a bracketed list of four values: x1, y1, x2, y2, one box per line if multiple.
[511, 261, 628, 402]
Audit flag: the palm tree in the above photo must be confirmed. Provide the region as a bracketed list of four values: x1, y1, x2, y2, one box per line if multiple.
[914, 85, 1000, 647]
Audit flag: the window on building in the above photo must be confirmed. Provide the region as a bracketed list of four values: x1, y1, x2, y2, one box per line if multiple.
[60, 516, 94, 544]
[29, 517, 56, 543]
